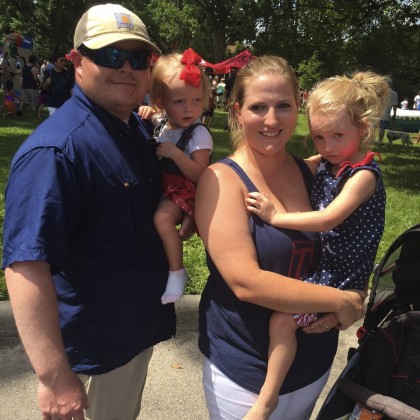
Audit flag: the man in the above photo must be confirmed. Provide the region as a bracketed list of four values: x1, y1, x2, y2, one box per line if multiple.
[43, 52, 74, 116]
[224, 66, 238, 109]
[414, 90, 420, 110]
[18, 54, 40, 115]
[3, 4, 189, 419]
[201, 66, 216, 126]
[40, 59, 48, 78]
[378, 77, 398, 144]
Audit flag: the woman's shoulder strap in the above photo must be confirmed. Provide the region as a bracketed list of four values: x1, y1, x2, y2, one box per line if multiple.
[218, 158, 258, 192]
[292, 156, 313, 196]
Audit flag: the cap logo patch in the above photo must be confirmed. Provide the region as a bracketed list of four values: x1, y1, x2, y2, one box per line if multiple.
[114, 13, 134, 30]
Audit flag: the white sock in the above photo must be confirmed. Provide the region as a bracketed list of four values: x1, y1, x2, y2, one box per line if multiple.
[161, 268, 188, 305]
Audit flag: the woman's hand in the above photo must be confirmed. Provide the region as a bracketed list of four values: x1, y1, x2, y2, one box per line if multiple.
[303, 288, 367, 334]
[335, 289, 367, 330]
[302, 313, 339, 334]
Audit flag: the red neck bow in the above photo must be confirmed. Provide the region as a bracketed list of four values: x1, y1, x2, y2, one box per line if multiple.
[336, 151, 382, 178]
[180, 48, 203, 88]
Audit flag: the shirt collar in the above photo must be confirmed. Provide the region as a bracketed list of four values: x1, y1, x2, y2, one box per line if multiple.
[73, 84, 138, 137]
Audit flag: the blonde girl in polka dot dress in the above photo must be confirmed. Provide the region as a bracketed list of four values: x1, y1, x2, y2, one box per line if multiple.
[243, 72, 390, 420]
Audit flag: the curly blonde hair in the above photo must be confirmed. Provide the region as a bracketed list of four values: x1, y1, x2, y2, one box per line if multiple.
[228, 56, 299, 150]
[306, 72, 391, 151]
[149, 53, 209, 110]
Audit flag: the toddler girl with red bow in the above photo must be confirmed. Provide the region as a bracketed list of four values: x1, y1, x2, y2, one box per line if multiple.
[139, 49, 213, 305]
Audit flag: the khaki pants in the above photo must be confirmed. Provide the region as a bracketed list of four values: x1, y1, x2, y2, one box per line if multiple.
[78, 347, 153, 420]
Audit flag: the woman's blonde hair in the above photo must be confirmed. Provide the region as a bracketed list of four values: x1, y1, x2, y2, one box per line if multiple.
[228, 56, 299, 150]
[149, 53, 209, 110]
[306, 71, 390, 150]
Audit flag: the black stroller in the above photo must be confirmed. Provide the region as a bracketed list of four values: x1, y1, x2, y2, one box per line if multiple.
[316, 224, 420, 420]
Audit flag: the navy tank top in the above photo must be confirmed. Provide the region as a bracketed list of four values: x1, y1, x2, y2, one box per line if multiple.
[21, 65, 38, 90]
[198, 156, 339, 395]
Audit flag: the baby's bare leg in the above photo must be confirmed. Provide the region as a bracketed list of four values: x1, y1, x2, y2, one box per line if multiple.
[244, 312, 298, 420]
[154, 199, 184, 270]
[154, 199, 188, 304]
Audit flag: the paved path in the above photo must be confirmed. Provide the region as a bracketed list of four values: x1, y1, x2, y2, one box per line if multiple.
[0, 296, 361, 419]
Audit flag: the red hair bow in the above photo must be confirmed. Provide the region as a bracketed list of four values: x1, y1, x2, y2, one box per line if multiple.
[336, 151, 382, 178]
[180, 48, 203, 88]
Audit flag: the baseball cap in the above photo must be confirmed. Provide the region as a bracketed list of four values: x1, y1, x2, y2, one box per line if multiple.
[74, 3, 161, 54]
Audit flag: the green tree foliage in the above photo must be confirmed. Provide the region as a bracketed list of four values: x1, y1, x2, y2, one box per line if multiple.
[341, 0, 420, 99]
[123, 0, 200, 53]
[250, 0, 419, 96]
[1, 0, 95, 58]
[0, 0, 418, 97]
[180, 0, 257, 62]
[296, 51, 322, 91]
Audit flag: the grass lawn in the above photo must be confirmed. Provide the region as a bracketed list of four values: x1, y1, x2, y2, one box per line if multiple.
[1, 105, 420, 299]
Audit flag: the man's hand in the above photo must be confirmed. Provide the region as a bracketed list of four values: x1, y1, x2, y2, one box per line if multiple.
[39, 370, 88, 420]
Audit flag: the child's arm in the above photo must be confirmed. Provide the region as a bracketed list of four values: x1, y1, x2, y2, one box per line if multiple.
[246, 169, 378, 231]
[157, 144, 210, 183]
[11, 91, 21, 102]
[304, 154, 322, 175]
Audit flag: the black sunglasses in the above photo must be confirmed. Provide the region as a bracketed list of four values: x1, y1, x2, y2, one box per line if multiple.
[78, 44, 152, 70]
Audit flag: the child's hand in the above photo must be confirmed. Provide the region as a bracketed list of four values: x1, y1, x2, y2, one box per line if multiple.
[156, 141, 181, 160]
[138, 105, 155, 120]
[246, 192, 277, 223]
[178, 213, 196, 240]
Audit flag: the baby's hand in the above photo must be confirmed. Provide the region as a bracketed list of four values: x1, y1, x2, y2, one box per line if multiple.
[246, 192, 277, 223]
[138, 105, 155, 120]
[156, 141, 180, 160]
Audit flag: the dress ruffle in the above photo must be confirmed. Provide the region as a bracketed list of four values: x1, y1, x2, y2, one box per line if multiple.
[162, 173, 196, 218]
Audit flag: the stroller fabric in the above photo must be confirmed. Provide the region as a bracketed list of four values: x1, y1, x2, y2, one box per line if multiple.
[316, 225, 420, 420]
[359, 311, 420, 411]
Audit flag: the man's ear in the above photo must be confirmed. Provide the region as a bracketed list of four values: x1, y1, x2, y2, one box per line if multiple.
[70, 49, 82, 68]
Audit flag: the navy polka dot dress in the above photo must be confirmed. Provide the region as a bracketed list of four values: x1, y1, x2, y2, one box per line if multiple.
[303, 154, 386, 291]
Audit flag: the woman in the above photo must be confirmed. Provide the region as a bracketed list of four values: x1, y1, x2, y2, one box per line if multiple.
[195, 56, 366, 419]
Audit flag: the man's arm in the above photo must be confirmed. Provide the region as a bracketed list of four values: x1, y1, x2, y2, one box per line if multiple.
[391, 104, 397, 119]
[6, 261, 87, 419]
[31, 66, 40, 83]
[391, 90, 398, 119]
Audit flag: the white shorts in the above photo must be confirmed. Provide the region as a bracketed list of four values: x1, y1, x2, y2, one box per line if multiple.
[202, 357, 330, 420]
